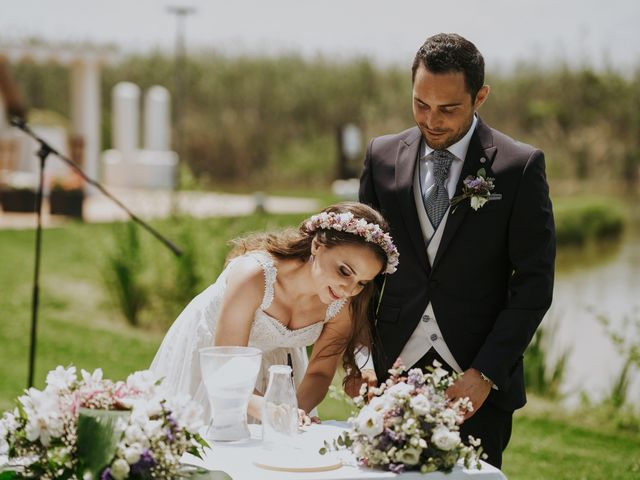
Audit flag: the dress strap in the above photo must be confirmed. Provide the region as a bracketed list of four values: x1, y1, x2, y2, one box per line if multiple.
[245, 251, 277, 310]
[325, 299, 347, 322]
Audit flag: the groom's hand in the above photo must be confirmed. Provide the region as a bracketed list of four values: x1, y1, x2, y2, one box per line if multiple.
[446, 368, 492, 420]
[344, 369, 377, 398]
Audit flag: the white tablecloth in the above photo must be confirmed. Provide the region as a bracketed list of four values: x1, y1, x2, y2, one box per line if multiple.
[183, 422, 507, 480]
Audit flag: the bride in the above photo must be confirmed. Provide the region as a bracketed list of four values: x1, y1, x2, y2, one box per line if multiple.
[150, 202, 398, 422]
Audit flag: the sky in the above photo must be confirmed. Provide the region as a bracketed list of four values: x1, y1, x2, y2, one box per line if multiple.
[1, 0, 639, 72]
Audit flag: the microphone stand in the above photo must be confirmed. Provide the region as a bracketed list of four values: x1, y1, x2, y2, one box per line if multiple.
[9, 116, 182, 388]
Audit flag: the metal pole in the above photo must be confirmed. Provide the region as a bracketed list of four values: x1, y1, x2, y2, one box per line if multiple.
[167, 6, 196, 212]
[27, 144, 51, 388]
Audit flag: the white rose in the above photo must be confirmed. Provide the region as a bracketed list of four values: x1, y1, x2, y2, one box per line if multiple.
[470, 196, 488, 211]
[124, 443, 143, 464]
[124, 424, 144, 444]
[396, 446, 421, 466]
[141, 399, 163, 417]
[126, 370, 159, 395]
[143, 419, 163, 438]
[386, 382, 413, 398]
[409, 394, 431, 416]
[368, 396, 391, 414]
[130, 409, 150, 427]
[110, 458, 131, 480]
[355, 406, 384, 439]
[431, 426, 461, 451]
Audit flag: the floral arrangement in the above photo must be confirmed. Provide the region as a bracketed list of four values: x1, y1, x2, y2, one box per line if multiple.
[0, 366, 209, 479]
[304, 211, 399, 274]
[450, 168, 499, 212]
[321, 360, 484, 474]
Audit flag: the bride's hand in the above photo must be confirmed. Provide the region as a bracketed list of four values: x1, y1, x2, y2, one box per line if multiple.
[344, 368, 378, 398]
[298, 409, 320, 427]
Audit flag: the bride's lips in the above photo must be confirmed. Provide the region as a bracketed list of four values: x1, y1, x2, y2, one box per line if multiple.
[328, 286, 342, 301]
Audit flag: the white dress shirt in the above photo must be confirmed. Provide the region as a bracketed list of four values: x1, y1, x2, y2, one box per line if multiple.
[357, 116, 478, 373]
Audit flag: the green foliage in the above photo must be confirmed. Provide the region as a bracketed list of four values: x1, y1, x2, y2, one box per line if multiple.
[596, 310, 640, 411]
[103, 222, 148, 326]
[554, 197, 626, 246]
[524, 323, 570, 400]
[169, 220, 203, 311]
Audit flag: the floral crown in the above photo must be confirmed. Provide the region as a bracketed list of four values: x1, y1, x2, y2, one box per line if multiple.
[304, 211, 399, 274]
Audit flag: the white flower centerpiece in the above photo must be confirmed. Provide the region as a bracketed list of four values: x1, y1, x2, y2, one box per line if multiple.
[0, 366, 216, 479]
[321, 360, 485, 474]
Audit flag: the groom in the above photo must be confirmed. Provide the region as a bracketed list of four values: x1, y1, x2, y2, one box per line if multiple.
[358, 33, 555, 468]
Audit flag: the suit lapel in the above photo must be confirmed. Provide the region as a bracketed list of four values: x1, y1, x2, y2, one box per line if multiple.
[431, 118, 497, 271]
[395, 128, 430, 274]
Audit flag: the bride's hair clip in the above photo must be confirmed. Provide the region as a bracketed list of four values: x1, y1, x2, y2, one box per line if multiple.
[304, 211, 399, 274]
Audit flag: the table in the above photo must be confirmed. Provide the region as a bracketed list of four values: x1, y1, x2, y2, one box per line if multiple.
[183, 422, 507, 480]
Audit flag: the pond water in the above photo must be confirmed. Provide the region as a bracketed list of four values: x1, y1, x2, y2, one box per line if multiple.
[545, 215, 640, 407]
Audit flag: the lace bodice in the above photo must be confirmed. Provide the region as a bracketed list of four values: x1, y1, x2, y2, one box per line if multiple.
[246, 251, 346, 351]
[192, 250, 346, 353]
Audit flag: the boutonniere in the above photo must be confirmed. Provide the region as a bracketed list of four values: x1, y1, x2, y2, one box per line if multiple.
[450, 168, 501, 212]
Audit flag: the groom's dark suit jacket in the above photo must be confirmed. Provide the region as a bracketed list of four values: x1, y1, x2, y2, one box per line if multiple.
[360, 117, 555, 412]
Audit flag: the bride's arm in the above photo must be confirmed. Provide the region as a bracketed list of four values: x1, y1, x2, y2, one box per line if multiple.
[209, 258, 265, 418]
[213, 257, 264, 346]
[296, 307, 352, 413]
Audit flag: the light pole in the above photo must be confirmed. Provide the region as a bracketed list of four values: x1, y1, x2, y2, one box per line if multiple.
[166, 5, 196, 205]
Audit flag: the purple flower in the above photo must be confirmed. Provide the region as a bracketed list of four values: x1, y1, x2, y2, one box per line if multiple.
[388, 463, 406, 474]
[100, 468, 112, 480]
[407, 369, 425, 388]
[375, 428, 395, 451]
[131, 449, 156, 475]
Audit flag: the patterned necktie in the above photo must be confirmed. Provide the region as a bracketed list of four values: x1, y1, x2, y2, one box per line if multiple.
[424, 150, 454, 230]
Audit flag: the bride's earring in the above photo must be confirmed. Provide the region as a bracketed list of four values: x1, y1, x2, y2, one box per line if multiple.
[309, 254, 315, 263]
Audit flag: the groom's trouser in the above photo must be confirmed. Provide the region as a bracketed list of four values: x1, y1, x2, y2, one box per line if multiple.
[412, 348, 513, 469]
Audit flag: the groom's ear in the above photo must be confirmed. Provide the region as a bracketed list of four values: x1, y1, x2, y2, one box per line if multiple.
[474, 85, 490, 110]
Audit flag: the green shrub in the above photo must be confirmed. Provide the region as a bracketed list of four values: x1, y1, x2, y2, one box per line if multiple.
[554, 197, 626, 246]
[103, 223, 148, 326]
[524, 322, 569, 399]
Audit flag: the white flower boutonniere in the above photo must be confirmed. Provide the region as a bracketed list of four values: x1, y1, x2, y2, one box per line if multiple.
[450, 168, 500, 213]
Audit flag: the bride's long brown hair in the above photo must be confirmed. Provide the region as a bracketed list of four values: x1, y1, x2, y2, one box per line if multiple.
[227, 202, 391, 386]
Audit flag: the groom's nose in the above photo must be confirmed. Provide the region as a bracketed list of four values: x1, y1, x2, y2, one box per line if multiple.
[424, 110, 443, 129]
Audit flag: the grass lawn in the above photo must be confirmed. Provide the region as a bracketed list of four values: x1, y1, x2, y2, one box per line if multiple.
[1, 207, 638, 479]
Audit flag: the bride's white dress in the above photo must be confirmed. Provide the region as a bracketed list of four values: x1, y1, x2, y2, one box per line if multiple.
[150, 250, 346, 417]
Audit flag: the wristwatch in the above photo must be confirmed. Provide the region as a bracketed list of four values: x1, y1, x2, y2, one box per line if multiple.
[479, 371, 494, 387]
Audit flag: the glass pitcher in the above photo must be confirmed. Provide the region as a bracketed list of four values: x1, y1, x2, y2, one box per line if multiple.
[262, 364, 298, 445]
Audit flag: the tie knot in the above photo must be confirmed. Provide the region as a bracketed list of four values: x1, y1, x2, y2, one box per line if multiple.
[431, 150, 454, 182]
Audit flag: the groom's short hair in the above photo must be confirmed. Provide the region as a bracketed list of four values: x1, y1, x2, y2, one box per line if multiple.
[412, 33, 485, 100]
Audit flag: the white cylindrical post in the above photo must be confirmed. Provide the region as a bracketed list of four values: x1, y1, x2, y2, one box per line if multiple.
[112, 82, 140, 154]
[144, 85, 171, 151]
[71, 59, 101, 183]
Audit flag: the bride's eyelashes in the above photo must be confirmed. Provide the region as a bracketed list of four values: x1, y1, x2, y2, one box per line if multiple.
[339, 265, 368, 288]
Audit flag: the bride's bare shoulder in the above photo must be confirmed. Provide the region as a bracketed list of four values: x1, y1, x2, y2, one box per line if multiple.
[224, 254, 269, 296]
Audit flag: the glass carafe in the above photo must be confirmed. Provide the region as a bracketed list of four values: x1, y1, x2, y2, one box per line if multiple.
[262, 364, 298, 445]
